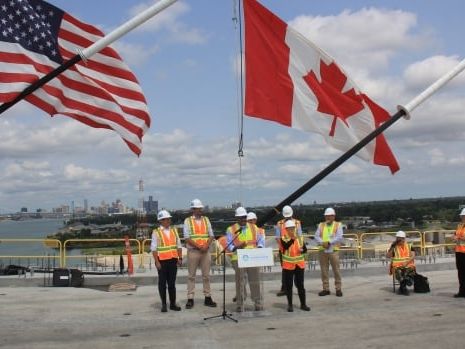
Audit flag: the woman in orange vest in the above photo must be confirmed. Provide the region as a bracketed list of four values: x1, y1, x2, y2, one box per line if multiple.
[151, 210, 183, 312]
[453, 208, 465, 298]
[386, 230, 416, 295]
[280, 220, 310, 312]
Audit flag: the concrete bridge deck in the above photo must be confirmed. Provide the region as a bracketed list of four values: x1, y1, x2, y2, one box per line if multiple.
[0, 262, 463, 349]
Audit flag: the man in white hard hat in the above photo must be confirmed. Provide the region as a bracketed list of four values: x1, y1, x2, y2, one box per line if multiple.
[452, 208, 465, 297]
[183, 199, 217, 309]
[226, 207, 265, 312]
[151, 210, 182, 312]
[315, 207, 344, 297]
[386, 231, 416, 295]
[275, 205, 302, 297]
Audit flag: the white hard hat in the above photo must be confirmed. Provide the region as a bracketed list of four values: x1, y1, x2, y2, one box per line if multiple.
[324, 207, 336, 216]
[460, 208, 465, 216]
[396, 230, 406, 238]
[235, 207, 247, 217]
[285, 220, 296, 228]
[157, 210, 172, 221]
[282, 205, 293, 218]
[190, 199, 204, 208]
[247, 212, 257, 220]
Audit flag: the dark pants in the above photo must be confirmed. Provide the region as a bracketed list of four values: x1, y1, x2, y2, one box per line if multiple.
[283, 266, 306, 305]
[158, 258, 178, 305]
[456, 252, 465, 294]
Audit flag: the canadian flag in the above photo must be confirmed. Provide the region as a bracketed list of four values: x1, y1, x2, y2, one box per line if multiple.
[244, 0, 399, 174]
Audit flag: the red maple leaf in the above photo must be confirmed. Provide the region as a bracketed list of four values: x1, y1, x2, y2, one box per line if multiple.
[303, 60, 364, 136]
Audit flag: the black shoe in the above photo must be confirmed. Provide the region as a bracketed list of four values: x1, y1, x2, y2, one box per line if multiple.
[161, 304, 167, 313]
[276, 290, 286, 297]
[204, 296, 217, 307]
[170, 304, 181, 311]
[336, 290, 343, 297]
[232, 297, 237, 302]
[453, 293, 465, 298]
[185, 299, 194, 309]
[300, 304, 310, 311]
[287, 305, 294, 312]
[318, 290, 330, 296]
[400, 287, 409, 296]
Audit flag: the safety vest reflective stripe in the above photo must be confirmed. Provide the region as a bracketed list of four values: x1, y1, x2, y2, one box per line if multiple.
[155, 228, 179, 260]
[278, 219, 301, 252]
[282, 236, 305, 270]
[455, 224, 465, 253]
[187, 216, 210, 246]
[318, 222, 341, 251]
[391, 243, 415, 269]
[229, 223, 257, 261]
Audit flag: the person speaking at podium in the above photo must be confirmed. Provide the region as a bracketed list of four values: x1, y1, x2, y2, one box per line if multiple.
[226, 207, 265, 312]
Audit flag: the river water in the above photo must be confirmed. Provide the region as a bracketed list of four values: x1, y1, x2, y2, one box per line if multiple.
[0, 219, 67, 267]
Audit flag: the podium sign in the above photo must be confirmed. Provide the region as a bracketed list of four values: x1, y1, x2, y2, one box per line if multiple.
[237, 248, 274, 268]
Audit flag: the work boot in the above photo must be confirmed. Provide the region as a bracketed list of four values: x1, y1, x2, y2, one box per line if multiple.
[204, 296, 217, 307]
[336, 290, 343, 297]
[161, 303, 167, 313]
[276, 290, 286, 297]
[185, 299, 194, 309]
[168, 288, 181, 309]
[286, 291, 293, 312]
[170, 303, 181, 311]
[298, 290, 310, 311]
[318, 290, 330, 296]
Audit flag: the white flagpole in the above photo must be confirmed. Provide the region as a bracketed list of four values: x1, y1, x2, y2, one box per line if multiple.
[81, 0, 179, 59]
[398, 57, 465, 119]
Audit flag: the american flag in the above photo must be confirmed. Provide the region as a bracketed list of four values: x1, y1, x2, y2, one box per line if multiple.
[0, 0, 150, 156]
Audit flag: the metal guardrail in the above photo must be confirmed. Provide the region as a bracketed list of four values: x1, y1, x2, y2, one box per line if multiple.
[62, 238, 141, 268]
[0, 230, 461, 270]
[0, 238, 62, 267]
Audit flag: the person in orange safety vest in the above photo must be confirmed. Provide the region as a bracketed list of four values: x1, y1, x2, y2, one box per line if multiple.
[280, 219, 310, 312]
[452, 208, 465, 298]
[151, 210, 182, 312]
[386, 230, 416, 296]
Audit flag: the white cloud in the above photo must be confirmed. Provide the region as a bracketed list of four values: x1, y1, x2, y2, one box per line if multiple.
[289, 7, 429, 73]
[128, 1, 208, 44]
[403, 55, 465, 90]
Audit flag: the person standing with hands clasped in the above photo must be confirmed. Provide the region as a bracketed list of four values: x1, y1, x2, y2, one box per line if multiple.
[281, 220, 310, 312]
[452, 208, 465, 298]
[151, 210, 182, 313]
[315, 207, 344, 297]
[183, 199, 217, 309]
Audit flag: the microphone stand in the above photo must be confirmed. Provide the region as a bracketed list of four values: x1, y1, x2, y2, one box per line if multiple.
[204, 228, 242, 323]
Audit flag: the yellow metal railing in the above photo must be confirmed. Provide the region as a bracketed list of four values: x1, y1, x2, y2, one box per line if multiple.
[62, 239, 141, 268]
[1, 229, 462, 270]
[0, 238, 62, 266]
[359, 231, 422, 259]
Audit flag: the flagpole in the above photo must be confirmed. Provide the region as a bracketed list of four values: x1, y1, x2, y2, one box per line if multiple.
[0, 0, 179, 116]
[257, 57, 465, 227]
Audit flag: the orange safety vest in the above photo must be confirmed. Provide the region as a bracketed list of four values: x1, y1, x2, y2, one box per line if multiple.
[228, 223, 258, 261]
[282, 235, 305, 270]
[318, 222, 341, 251]
[186, 216, 210, 247]
[154, 227, 180, 260]
[277, 219, 301, 252]
[390, 242, 415, 274]
[455, 223, 465, 253]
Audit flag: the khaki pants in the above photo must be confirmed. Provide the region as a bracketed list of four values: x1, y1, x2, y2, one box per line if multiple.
[187, 249, 212, 299]
[319, 251, 342, 291]
[232, 261, 262, 307]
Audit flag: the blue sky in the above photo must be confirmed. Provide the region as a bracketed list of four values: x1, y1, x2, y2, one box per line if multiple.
[1, 0, 465, 213]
